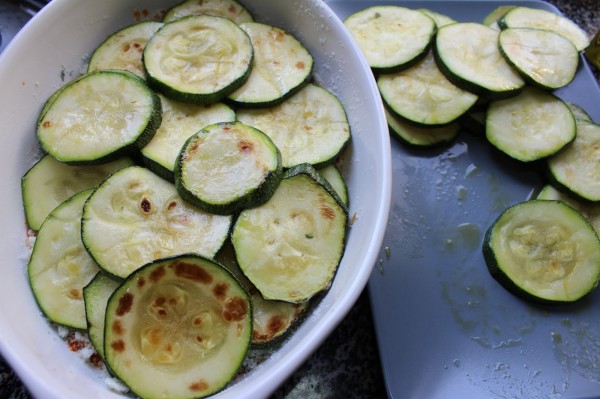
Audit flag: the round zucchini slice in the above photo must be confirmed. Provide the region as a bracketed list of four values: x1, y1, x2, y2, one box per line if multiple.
[498, 27, 579, 90]
[385, 108, 460, 148]
[28, 189, 100, 329]
[87, 21, 163, 78]
[141, 95, 236, 181]
[486, 86, 575, 162]
[548, 122, 600, 202]
[37, 70, 161, 165]
[236, 83, 351, 168]
[175, 121, 283, 215]
[378, 51, 478, 126]
[143, 15, 253, 104]
[343, 5, 436, 72]
[104, 254, 251, 399]
[81, 166, 232, 278]
[163, 0, 254, 24]
[232, 164, 348, 303]
[434, 22, 525, 99]
[21, 155, 133, 231]
[227, 22, 313, 107]
[498, 6, 590, 52]
[83, 272, 121, 359]
[483, 200, 600, 303]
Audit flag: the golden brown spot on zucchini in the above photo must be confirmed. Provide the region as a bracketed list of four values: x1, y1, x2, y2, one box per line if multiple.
[137, 277, 146, 289]
[268, 315, 286, 336]
[167, 201, 178, 210]
[189, 379, 209, 392]
[150, 265, 166, 282]
[68, 288, 82, 299]
[112, 319, 124, 335]
[111, 339, 126, 352]
[228, 5, 237, 13]
[320, 204, 336, 220]
[43, 120, 51, 128]
[213, 283, 229, 300]
[223, 296, 248, 322]
[296, 61, 306, 70]
[140, 197, 152, 214]
[270, 28, 286, 42]
[173, 261, 213, 284]
[238, 140, 254, 154]
[123, 43, 131, 52]
[116, 292, 134, 316]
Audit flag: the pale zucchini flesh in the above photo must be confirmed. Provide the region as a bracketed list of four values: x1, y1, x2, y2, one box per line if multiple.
[21, 155, 133, 231]
[143, 15, 253, 104]
[417, 9, 457, 28]
[87, 21, 163, 78]
[227, 22, 313, 107]
[344, 5, 436, 72]
[83, 272, 121, 359]
[28, 189, 100, 329]
[175, 121, 282, 215]
[141, 95, 236, 181]
[483, 200, 600, 303]
[215, 242, 308, 345]
[498, 6, 590, 52]
[82, 166, 232, 278]
[548, 122, 600, 202]
[378, 51, 478, 126]
[232, 164, 347, 303]
[486, 86, 575, 162]
[37, 70, 162, 164]
[498, 27, 579, 89]
[104, 254, 252, 399]
[163, 0, 254, 24]
[236, 84, 351, 168]
[434, 22, 525, 98]
[318, 164, 349, 207]
[537, 184, 600, 237]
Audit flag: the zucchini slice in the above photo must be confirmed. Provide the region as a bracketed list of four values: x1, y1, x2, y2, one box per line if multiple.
[482, 5, 516, 29]
[483, 200, 600, 303]
[143, 15, 253, 104]
[498, 27, 579, 90]
[227, 22, 313, 107]
[434, 22, 525, 99]
[28, 189, 100, 329]
[141, 95, 236, 181]
[567, 102, 593, 124]
[37, 70, 162, 164]
[318, 164, 349, 207]
[83, 272, 121, 359]
[343, 6, 436, 72]
[216, 242, 308, 345]
[548, 122, 600, 202]
[486, 86, 575, 162]
[81, 166, 232, 278]
[417, 9, 456, 28]
[175, 121, 282, 215]
[163, 0, 254, 24]
[386, 108, 460, 148]
[537, 184, 600, 236]
[104, 254, 251, 399]
[231, 164, 348, 303]
[21, 155, 133, 231]
[236, 83, 351, 168]
[378, 51, 478, 126]
[87, 21, 163, 78]
[498, 6, 590, 52]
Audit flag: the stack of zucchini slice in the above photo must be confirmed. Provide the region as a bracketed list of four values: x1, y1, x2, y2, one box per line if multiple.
[22, 0, 352, 397]
[346, 4, 600, 305]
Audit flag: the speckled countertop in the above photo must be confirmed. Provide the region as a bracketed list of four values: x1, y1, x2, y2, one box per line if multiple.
[1, 1, 598, 398]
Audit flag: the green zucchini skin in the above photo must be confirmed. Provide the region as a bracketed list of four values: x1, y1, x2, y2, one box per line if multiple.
[483, 200, 600, 304]
[83, 272, 121, 359]
[162, 0, 254, 24]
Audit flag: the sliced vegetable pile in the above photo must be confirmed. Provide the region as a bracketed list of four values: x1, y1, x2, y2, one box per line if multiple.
[345, 4, 600, 304]
[22, 0, 351, 397]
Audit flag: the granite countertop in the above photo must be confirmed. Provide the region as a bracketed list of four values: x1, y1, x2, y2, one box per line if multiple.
[1, 0, 598, 398]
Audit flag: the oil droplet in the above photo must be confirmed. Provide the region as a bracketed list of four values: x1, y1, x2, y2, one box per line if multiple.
[456, 223, 482, 251]
[453, 359, 461, 368]
[456, 185, 468, 201]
